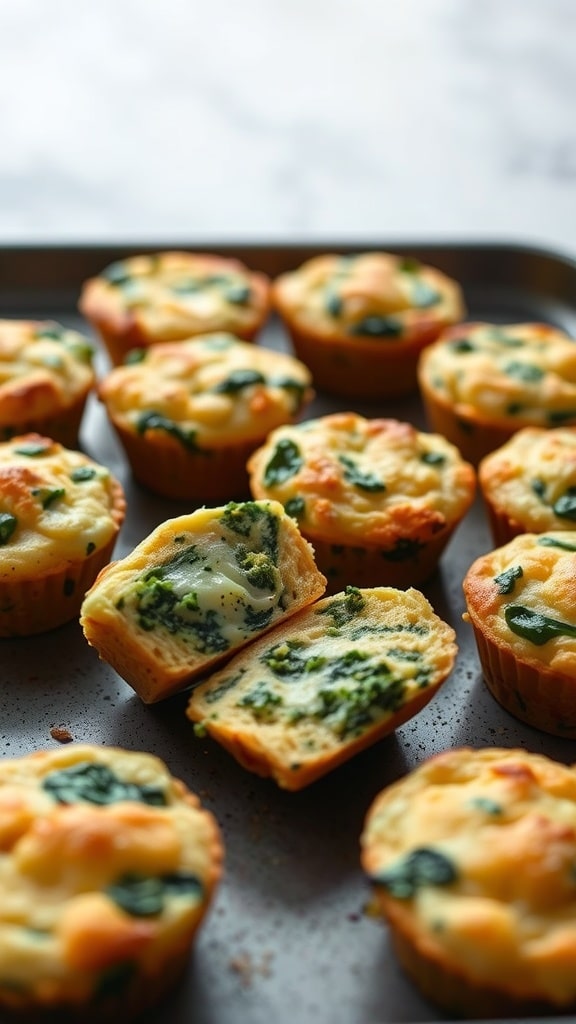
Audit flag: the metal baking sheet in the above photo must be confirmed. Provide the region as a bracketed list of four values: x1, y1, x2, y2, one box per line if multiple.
[1, 241, 576, 1024]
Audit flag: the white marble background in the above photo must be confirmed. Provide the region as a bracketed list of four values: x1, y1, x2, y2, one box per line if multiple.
[0, 0, 574, 254]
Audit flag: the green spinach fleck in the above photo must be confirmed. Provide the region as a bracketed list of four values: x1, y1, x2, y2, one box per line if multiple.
[372, 847, 457, 899]
[350, 315, 402, 338]
[136, 411, 203, 454]
[505, 605, 576, 645]
[263, 438, 303, 487]
[213, 369, 266, 394]
[493, 564, 523, 595]
[43, 762, 167, 806]
[106, 872, 202, 917]
[70, 466, 97, 483]
[0, 513, 17, 545]
[339, 455, 385, 492]
[538, 536, 576, 552]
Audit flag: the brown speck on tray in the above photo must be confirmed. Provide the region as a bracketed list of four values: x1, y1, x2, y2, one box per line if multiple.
[50, 726, 74, 743]
[230, 951, 274, 987]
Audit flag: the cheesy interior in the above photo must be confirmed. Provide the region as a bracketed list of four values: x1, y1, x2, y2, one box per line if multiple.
[421, 322, 576, 424]
[0, 319, 94, 426]
[82, 501, 300, 657]
[98, 333, 312, 445]
[0, 436, 121, 577]
[463, 531, 576, 673]
[188, 586, 456, 760]
[248, 413, 475, 547]
[362, 747, 576, 1005]
[273, 252, 463, 339]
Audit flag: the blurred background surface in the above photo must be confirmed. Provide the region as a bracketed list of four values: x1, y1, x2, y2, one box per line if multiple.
[0, 0, 574, 252]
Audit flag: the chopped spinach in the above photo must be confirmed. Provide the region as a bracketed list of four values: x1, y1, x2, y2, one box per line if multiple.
[411, 281, 441, 308]
[225, 283, 251, 304]
[237, 682, 283, 720]
[136, 411, 203, 453]
[538, 536, 576, 552]
[70, 466, 97, 483]
[213, 369, 266, 394]
[469, 796, 502, 815]
[325, 291, 343, 317]
[106, 872, 202, 917]
[0, 513, 17, 545]
[220, 501, 279, 561]
[234, 545, 278, 590]
[553, 488, 576, 521]
[13, 441, 51, 456]
[493, 564, 523, 595]
[350, 315, 403, 338]
[317, 586, 366, 628]
[449, 338, 475, 354]
[372, 847, 457, 899]
[43, 762, 167, 806]
[339, 455, 385, 492]
[382, 538, 425, 562]
[420, 451, 446, 466]
[102, 261, 132, 286]
[503, 361, 544, 382]
[263, 438, 303, 487]
[31, 486, 65, 509]
[284, 495, 305, 519]
[505, 604, 576, 645]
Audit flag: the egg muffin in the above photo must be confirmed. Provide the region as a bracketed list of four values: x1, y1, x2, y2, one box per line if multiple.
[463, 530, 576, 736]
[0, 434, 125, 636]
[0, 318, 95, 447]
[187, 585, 457, 790]
[479, 426, 576, 545]
[361, 746, 576, 1018]
[80, 500, 327, 703]
[272, 251, 465, 398]
[248, 413, 476, 591]
[418, 321, 576, 464]
[98, 332, 313, 502]
[79, 251, 271, 365]
[0, 743, 222, 1022]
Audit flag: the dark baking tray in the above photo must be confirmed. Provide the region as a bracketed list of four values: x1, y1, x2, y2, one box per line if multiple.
[1, 241, 576, 1024]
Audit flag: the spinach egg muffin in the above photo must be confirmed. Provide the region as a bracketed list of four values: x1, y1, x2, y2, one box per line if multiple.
[361, 746, 576, 1018]
[187, 585, 457, 790]
[79, 251, 271, 365]
[0, 318, 95, 447]
[272, 251, 465, 398]
[463, 530, 576, 736]
[80, 500, 326, 703]
[418, 321, 576, 464]
[0, 434, 125, 636]
[248, 413, 476, 591]
[97, 332, 313, 502]
[0, 743, 222, 1022]
[478, 426, 576, 545]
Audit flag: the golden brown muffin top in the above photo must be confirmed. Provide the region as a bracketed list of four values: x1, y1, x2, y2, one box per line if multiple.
[419, 321, 576, 427]
[0, 319, 95, 430]
[463, 530, 576, 674]
[273, 251, 464, 341]
[248, 413, 476, 548]
[98, 332, 313, 446]
[79, 251, 270, 344]
[479, 426, 576, 533]
[0, 434, 124, 579]
[362, 745, 576, 1007]
[0, 743, 221, 999]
